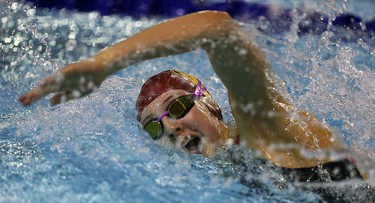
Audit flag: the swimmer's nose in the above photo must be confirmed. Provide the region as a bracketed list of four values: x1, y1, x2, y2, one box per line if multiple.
[162, 117, 183, 141]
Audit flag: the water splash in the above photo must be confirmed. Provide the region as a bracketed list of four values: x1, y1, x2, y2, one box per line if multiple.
[1, 0, 374, 202]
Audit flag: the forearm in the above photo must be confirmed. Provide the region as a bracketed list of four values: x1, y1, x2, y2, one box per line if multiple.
[91, 11, 236, 76]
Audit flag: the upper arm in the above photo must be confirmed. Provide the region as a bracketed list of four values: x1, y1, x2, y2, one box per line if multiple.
[202, 23, 275, 116]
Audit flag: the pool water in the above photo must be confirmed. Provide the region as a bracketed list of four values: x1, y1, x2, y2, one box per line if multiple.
[1, 0, 374, 202]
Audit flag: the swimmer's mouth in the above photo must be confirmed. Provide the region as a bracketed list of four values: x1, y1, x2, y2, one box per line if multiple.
[183, 136, 202, 154]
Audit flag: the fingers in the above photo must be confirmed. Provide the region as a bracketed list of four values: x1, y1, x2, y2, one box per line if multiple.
[19, 61, 104, 106]
[19, 75, 59, 106]
[19, 87, 44, 106]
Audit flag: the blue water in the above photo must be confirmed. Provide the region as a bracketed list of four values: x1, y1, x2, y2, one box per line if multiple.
[1, 0, 375, 202]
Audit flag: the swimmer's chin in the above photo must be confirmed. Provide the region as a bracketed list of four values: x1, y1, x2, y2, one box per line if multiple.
[201, 143, 219, 158]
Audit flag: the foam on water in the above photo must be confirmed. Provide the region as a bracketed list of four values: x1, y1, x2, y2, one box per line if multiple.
[1, 0, 374, 202]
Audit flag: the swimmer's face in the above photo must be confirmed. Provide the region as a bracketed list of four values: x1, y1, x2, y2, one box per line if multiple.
[140, 89, 228, 157]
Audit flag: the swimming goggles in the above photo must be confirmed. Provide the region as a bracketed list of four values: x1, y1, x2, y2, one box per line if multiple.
[143, 81, 207, 140]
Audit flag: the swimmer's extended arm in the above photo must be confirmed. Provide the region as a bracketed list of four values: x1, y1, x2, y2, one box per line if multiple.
[19, 11, 236, 105]
[21, 11, 262, 106]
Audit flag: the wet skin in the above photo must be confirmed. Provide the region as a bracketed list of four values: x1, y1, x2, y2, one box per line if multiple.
[140, 89, 229, 157]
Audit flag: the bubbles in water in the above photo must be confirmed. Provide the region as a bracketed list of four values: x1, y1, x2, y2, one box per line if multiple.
[65, 39, 77, 51]
[3, 36, 12, 43]
[1, 0, 375, 202]
[26, 8, 36, 17]
[1, 16, 8, 24]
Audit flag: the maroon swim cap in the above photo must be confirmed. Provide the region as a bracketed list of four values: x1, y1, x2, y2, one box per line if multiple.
[136, 70, 223, 121]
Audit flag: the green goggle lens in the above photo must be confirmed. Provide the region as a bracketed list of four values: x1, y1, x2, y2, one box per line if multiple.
[143, 94, 196, 140]
[168, 95, 195, 118]
[144, 120, 163, 140]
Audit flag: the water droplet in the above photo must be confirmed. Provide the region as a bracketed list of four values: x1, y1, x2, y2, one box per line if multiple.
[4, 37, 12, 43]
[135, 21, 143, 27]
[10, 2, 18, 10]
[26, 8, 36, 17]
[239, 48, 247, 55]
[13, 34, 22, 46]
[72, 90, 81, 98]
[1, 16, 8, 24]
[65, 39, 77, 51]
[49, 41, 56, 47]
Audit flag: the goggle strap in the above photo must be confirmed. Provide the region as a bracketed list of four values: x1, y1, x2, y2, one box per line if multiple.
[193, 80, 207, 98]
[157, 111, 169, 122]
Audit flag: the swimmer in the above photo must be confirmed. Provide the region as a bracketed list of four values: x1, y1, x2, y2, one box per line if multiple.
[19, 11, 367, 181]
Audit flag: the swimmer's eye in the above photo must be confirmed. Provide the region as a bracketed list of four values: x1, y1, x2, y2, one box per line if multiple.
[144, 120, 163, 140]
[168, 94, 195, 119]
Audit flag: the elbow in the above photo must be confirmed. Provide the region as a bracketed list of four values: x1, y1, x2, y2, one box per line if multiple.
[197, 10, 237, 34]
[196, 10, 233, 22]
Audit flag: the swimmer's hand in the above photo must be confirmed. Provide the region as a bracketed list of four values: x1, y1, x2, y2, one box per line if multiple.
[19, 60, 108, 106]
